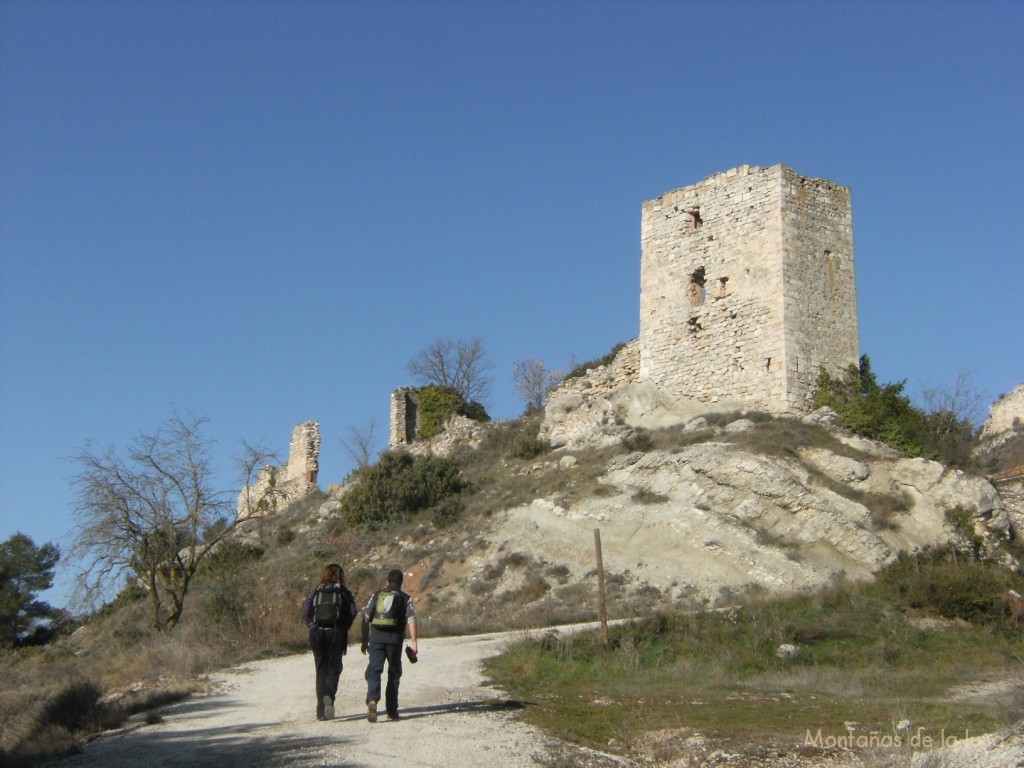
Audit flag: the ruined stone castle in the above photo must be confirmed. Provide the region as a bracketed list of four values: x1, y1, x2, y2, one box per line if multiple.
[395, 164, 860, 447]
[638, 164, 858, 413]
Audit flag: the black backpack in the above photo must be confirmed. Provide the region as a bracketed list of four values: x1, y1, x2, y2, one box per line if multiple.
[312, 584, 347, 629]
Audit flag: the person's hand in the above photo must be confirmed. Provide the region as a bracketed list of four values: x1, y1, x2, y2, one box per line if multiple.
[360, 642, 368, 655]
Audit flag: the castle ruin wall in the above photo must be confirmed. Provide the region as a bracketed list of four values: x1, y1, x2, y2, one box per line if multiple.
[236, 420, 321, 518]
[639, 164, 858, 413]
[982, 384, 1024, 441]
[390, 387, 420, 448]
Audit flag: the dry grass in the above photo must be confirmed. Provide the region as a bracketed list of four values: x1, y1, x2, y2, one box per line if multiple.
[485, 562, 1024, 761]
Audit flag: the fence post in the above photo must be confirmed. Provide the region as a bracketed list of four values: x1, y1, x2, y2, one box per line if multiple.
[594, 528, 608, 645]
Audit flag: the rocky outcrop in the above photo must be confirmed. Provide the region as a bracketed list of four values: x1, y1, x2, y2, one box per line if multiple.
[446, 417, 1012, 609]
[976, 382, 1024, 539]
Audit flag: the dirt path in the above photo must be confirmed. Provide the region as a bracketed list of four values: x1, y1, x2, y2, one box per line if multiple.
[46, 630, 562, 768]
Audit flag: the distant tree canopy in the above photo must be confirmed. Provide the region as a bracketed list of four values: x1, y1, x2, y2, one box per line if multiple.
[406, 337, 494, 405]
[813, 355, 979, 466]
[0, 532, 60, 647]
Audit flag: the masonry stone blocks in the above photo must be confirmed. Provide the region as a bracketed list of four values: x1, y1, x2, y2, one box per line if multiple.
[390, 387, 420, 448]
[236, 420, 321, 518]
[639, 164, 859, 414]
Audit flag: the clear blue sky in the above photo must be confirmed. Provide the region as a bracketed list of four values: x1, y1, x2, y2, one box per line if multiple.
[2, 1, 1022, 609]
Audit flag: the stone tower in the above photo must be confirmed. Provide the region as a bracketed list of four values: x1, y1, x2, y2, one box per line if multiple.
[236, 420, 320, 519]
[639, 164, 859, 413]
[281, 420, 320, 489]
[390, 387, 420, 447]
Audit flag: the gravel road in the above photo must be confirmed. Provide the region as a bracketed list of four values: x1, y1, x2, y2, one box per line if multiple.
[38, 621, 1024, 768]
[46, 630, 560, 768]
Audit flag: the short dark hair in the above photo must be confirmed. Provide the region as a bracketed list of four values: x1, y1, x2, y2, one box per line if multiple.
[387, 568, 404, 587]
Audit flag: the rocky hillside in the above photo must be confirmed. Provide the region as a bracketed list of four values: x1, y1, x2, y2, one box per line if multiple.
[314, 408, 1015, 628]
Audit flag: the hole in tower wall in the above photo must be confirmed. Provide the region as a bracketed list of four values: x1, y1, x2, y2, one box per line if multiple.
[689, 267, 706, 306]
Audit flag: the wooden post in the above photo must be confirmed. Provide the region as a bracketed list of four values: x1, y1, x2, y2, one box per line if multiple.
[594, 528, 608, 645]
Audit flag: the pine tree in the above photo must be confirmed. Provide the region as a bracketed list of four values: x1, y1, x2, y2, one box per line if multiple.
[0, 532, 60, 646]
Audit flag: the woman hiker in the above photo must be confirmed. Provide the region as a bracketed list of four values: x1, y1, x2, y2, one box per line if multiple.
[301, 563, 358, 720]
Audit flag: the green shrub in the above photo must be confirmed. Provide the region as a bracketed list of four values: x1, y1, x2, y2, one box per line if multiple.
[510, 416, 551, 459]
[875, 545, 1024, 625]
[341, 451, 467, 530]
[430, 496, 464, 528]
[417, 385, 490, 439]
[813, 355, 927, 457]
[464, 415, 550, 463]
[812, 355, 979, 465]
[41, 679, 115, 733]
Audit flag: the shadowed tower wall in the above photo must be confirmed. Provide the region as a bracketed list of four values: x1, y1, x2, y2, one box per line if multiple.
[639, 164, 859, 413]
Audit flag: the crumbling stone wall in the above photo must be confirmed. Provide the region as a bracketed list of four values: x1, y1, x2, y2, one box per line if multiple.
[237, 420, 321, 518]
[281, 420, 320, 488]
[390, 387, 420, 448]
[639, 164, 859, 413]
[552, 341, 641, 400]
[982, 384, 1024, 441]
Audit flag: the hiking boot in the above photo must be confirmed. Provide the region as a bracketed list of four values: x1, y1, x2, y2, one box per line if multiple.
[323, 695, 334, 720]
[367, 700, 378, 723]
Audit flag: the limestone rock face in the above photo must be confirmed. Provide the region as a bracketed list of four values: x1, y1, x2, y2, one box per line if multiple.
[474, 422, 1012, 606]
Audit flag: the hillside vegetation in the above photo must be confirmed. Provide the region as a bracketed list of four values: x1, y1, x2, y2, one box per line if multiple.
[2, 401, 1022, 765]
[486, 545, 1024, 761]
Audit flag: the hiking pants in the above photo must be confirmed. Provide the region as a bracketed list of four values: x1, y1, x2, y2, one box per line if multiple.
[310, 627, 346, 713]
[365, 641, 403, 714]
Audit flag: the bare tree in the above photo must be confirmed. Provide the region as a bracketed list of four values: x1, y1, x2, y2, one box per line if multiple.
[406, 336, 494, 404]
[512, 357, 563, 413]
[69, 411, 276, 630]
[340, 418, 378, 472]
[921, 370, 987, 439]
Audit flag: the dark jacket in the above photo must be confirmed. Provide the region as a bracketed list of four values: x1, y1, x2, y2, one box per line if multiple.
[302, 584, 358, 645]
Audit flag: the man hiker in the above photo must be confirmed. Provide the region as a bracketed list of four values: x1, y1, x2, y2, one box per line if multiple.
[301, 563, 358, 720]
[360, 568, 418, 721]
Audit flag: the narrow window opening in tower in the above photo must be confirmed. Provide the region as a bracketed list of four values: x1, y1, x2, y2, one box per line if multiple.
[766, 357, 772, 373]
[684, 208, 703, 229]
[689, 267, 706, 306]
[715, 276, 729, 299]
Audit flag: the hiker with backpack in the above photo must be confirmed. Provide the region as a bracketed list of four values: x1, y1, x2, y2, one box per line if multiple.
[360, 568, 418, 722]
[301, 563, 358, 721]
